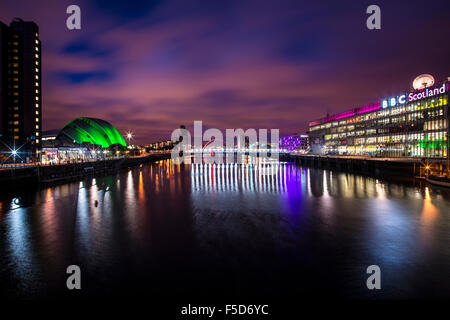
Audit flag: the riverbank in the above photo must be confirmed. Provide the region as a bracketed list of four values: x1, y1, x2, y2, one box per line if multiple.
[0, 153, 171, 188]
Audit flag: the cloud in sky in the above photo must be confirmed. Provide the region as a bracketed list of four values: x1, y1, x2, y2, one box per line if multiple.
[1, 0, 450, 143]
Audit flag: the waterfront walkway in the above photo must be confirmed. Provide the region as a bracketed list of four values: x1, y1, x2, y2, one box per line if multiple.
[0, 151, 170, 170]
[291, 153, 448, 164]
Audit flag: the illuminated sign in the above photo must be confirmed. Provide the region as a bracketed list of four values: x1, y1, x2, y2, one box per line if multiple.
[382, 94, 406, 108]
[382, 83, 448, 108]
[408, 83, 447, 102]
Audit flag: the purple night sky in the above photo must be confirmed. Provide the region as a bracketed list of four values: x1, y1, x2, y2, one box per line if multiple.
[1, 0, 449, 144]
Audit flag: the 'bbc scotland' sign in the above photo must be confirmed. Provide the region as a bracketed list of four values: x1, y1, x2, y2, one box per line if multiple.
[382, 82, 448, 109]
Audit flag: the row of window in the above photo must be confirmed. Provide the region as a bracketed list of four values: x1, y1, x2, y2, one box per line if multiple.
[326, 131, 447, 145]
[35, 37, 40, 145]
[325, 145, 447, 158]
[5, 35, 40, 142]
[320, 108, 445, 134]
[310, 95, 448, 131]
[324, 119, 447, 140]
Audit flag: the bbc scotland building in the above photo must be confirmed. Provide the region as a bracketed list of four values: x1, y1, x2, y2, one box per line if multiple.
[308, 77, 449, 159]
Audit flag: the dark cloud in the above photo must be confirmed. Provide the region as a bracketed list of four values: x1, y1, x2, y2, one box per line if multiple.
[57, 70, 114, 83]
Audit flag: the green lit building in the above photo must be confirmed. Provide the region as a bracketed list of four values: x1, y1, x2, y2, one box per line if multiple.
[308, 77, 449, 159]
[40, 117, 126, 163]
[57, 117, 126, 148]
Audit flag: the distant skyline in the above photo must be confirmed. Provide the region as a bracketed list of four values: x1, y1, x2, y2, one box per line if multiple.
[1, 0, 449, 144]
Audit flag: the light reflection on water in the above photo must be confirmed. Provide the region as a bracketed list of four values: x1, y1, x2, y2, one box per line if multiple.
[4, 206, 38, 293]
[0, 159, 450, 299]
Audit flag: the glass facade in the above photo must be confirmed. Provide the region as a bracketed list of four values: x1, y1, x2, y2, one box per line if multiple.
[279, 135, 310, 152]
[308, 81, 449, 159]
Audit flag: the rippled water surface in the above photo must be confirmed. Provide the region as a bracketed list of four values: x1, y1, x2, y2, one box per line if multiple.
[1, 159, 450, 300]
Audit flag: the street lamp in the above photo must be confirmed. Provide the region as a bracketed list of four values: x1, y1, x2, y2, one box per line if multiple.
[126, 131, 133, 146]
[12, 149, 17, 164]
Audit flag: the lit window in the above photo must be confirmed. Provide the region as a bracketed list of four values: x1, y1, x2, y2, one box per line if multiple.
[13, 41, 19, 46]
[35, 125, 39, 129]
[14, 128, 19, 132]
[13, 49, 18, 53]
[35, 54, 39, 59]
[35, 61, 39, 66]
[35, 47, 39, 52]
[13, 71, 18, 74]
[13, 121, 19, 125]
[35, 39, 39, 44]
[35, 68, 38, 73]
[35, 97, 39, 101]
[13, 78, 18, 81]
[14, 114, 19, 118]
[36, 132, 39, 136]
[13, 92, 19, 96]
[35, 111, 39, 115]
[36, 139, 39, 143]
[14, 107, 19, 111]
[13, 56, 18, 60]
[14, 136, 19, 140]
[35, 75, 39, 80]
[35, 103, 39, 108]
[35, 33, 38, 37]
[12, 63, 18, 67]
[35, 82, 39, 87]
[13, 85, 18, 89]
[35, 118, 39, 122]
[35, 89, 39, 94]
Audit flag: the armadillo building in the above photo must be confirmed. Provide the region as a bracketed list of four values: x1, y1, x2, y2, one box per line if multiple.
[40, 117, 126, 164]
[308, 76, 449, 159]
[57, 117, 126, 148]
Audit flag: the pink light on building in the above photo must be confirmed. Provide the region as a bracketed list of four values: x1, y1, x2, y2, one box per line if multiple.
[309, 120, 321, 127]
[321, 102, 381, 124]
[324, 110, 356, 123]
[356, 102, 381, 114]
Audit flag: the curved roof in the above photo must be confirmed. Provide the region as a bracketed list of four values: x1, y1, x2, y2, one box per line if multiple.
[57, 117, 126, 148]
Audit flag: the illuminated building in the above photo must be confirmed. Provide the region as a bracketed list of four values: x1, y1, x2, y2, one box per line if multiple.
[146, 140, 177, 151]
[40, 117, 126, 163]
[308, 79, 449, 158]
[57, 117, 126, 148]
[279, 134, 309, 153]
[0, 18, 42, 153]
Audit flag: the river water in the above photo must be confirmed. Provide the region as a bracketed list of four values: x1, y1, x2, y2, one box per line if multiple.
[1, 159, 450, 300]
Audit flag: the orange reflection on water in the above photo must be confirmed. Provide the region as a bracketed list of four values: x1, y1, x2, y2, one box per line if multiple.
[420, 187, 439, 248]
[138, 171, 145, 206]
[40, 187, 62, 265]
[421, 187, 438, 225]
[45, 188, 52, 202]
[155, 170, 160, 193]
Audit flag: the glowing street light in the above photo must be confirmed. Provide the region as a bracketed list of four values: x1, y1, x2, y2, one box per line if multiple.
[125, 131, 134, 146]
[11, 149, 17, 164]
